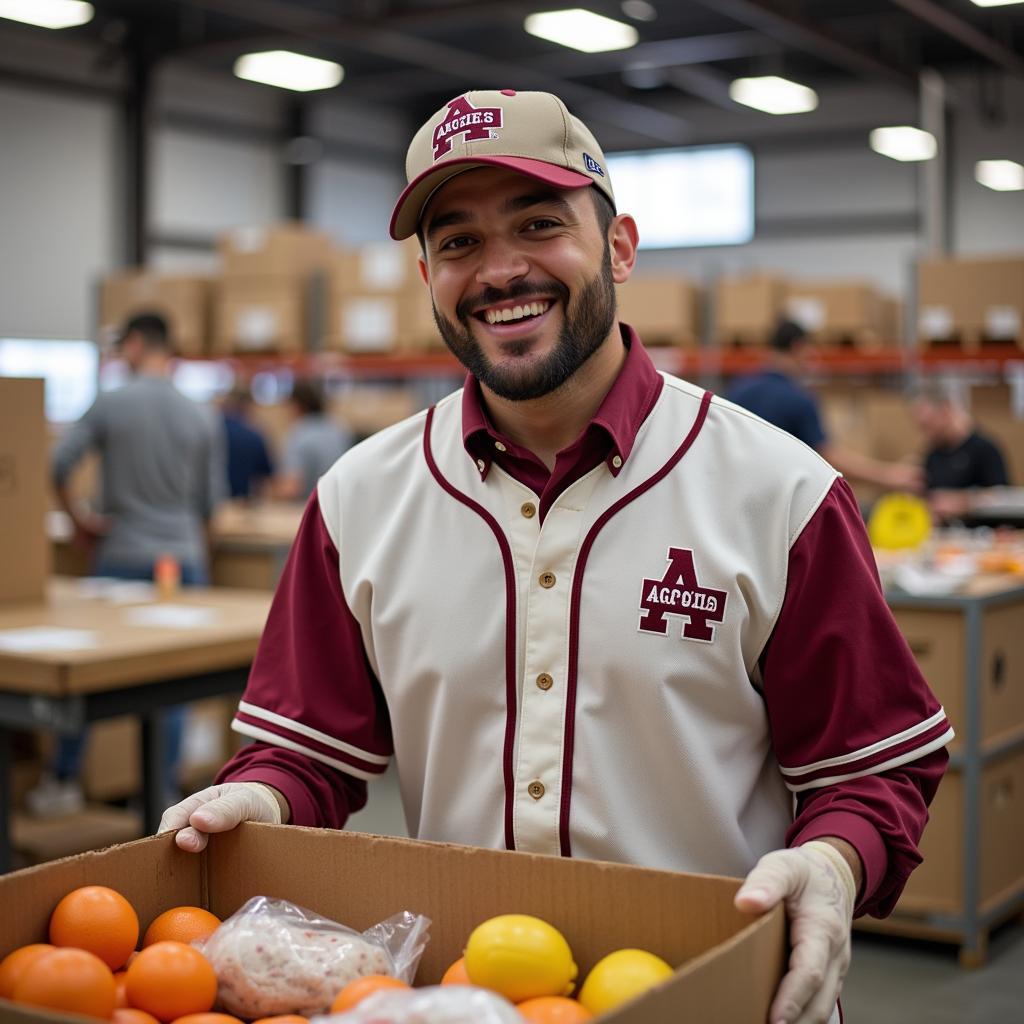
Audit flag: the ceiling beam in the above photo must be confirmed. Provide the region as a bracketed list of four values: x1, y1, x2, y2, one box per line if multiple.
[175, 0, 692, 144]
[691, 0, 916, 89]
[888, 0, 1024, 77]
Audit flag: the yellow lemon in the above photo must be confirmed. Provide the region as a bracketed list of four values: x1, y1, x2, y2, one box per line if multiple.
[463, 914, 577, 1003]
[577, 948, 673, 1015]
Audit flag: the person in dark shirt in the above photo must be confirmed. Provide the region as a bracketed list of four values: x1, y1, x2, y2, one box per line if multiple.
[221, 386, 275, 501]
[728, 320, 922, 492]
[911, 383, 1010, 522]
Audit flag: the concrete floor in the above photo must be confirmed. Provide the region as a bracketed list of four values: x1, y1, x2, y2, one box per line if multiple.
[347, 767, 1024, 1022]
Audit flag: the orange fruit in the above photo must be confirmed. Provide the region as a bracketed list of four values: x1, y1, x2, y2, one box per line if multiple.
[49, 884, 139, 970]
[441, 956, 471, 985]
[0, 943, 56, 999]
[114, 970, 130, 1007]
[518, 996, 594, 1022]
[143, 907, 221, 948]
[250, 1017, 309, 1024]
[12, 947, 116, 1019]
[125, 941, 217, 1022]
[169, 1016, 243, 1024]
[330, 974, 410, 1013]
[113, 1010, 162, 1024]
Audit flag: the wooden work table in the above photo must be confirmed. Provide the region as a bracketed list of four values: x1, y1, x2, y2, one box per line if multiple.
[0, 578, 271, 873]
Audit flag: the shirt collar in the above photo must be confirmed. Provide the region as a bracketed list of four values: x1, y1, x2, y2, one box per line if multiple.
[461, 322, 663, 480]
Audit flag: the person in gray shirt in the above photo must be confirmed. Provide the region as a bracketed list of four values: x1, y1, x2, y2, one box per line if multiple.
[29, 312, 224, 817]
[275, 377, 351, 501]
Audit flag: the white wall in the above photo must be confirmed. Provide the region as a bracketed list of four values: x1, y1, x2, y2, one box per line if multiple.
[0, 84, 119, 339]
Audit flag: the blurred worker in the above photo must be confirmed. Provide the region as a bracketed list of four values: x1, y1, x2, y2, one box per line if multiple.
[221, 385, 275, 501]
[911, 381, 1010, 522]
[728, 319, 923, 493]
[28, 312, 223, 817]
[274, 378, 351, 502]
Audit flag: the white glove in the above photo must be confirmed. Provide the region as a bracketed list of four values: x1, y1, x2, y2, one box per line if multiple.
[734, 840, 857, 1024]
[158, 782, 284, 853]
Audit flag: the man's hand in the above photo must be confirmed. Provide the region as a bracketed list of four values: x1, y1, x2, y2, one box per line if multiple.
[71, 510, 110, 552]
[734, 840, 858, 1024]
[158, 782, 286, 852]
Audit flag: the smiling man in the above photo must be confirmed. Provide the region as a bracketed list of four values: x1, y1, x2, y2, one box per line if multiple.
[161, 90, 951, 1024]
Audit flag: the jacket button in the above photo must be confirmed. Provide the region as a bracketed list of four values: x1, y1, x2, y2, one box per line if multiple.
[539, 571, 556, 588]
[528, 780, 545, 800]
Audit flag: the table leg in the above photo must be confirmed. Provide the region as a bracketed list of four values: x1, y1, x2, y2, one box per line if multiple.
[0, 727, 10, 874]
[140, 711, 168, 836]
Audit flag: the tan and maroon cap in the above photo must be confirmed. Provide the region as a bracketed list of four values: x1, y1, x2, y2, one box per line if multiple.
[389, 89, 616, 240]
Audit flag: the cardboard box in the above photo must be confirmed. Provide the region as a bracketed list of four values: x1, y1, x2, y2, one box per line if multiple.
[0, 825, 785, 1023]
[713, 274, 787, 344]
[0, 378, 48, 605]
[616, 275, 700, 346]
[918, 255, 1024, 347]
[784, 280, 884, 345]
[218, 223, 334, 279]
[212, 276, 308, 354]
[99, 272, 211, 357]
[325, 241, 440, 353]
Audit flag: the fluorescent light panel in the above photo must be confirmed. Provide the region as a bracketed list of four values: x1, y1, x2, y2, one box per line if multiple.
[975, 159, 1024, 191]
[970, 0, 1023, 7]
[234, 50, 343, 92]
[869, 126, 937, 161]
[525, 8, 638, 53]
[728, 75, 818, 115]
[0, 0, 93, 29]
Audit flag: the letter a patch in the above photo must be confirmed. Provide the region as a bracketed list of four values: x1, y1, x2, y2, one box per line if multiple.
[638, 548, 727, 643]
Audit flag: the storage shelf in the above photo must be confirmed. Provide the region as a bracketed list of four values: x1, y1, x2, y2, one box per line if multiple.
[176, 344, 1024, 380]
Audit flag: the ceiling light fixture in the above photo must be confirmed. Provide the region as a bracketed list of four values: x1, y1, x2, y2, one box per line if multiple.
[234, 50, 343, 92]
[975, 159, 1024, 191]
[728, 75, 818, 115]
[0, 0, 93, 29]
[969, 0, 1024, 8]
[525, 8, 639, 53]
[869, 126, 937, 162]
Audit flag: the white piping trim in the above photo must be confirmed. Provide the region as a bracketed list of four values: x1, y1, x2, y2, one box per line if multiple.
[237, 700, 390, 766]
[230, 720, 387, 782]
[779, 707, 950, 777]
[783, 729, 955, 793]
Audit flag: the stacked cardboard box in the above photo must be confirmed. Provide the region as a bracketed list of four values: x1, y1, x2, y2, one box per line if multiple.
[325, 240, 438, 354]
[616, 274, 701, 346]
[713, 274, 787, 346]
[917, 255, 1024, 350]
[0, 825, 785, 1023]
[213, 224, 334, 355]
[100, 272, 212, 357]
[785, 280, 889, 348]
[0, 378, 48, 604]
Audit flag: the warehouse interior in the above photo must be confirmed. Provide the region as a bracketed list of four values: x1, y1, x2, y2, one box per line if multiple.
[0, 1, 1022, 1022]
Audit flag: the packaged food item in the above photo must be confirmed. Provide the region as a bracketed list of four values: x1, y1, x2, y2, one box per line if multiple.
[313, 984, 523, 1023]
[199, 896, 429, 1019]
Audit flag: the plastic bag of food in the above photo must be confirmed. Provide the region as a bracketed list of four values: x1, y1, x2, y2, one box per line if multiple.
[312, 985, 523, 1023]
[199, 896, 430, 1019]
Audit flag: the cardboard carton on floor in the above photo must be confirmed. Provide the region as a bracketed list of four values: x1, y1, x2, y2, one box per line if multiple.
[0, 378, 48, 604]
[0, 824, 784, 1023]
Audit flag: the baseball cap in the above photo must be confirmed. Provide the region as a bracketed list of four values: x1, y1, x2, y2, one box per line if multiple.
[389, 89, 616, 240]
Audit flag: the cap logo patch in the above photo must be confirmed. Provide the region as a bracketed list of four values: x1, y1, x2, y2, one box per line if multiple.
[432, 96, 503, 161]
[638, 547, 727, 643]
[583, 153, 604, 177]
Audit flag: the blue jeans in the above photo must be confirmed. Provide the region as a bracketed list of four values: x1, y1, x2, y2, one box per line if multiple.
[55, 559, 209, 793]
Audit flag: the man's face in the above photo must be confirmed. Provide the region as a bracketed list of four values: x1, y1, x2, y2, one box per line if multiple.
[912, 399, 948, 444]
[418, 166, 616, 402]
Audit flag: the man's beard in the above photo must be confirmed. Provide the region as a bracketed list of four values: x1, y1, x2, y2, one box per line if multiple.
[431, 245, 616, 402]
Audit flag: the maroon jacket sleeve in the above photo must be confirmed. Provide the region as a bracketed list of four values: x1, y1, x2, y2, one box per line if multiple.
[760, 478, 952, 917]
[216, 492, 393, 828]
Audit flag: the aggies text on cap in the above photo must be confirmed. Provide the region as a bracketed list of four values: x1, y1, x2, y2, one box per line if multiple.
[389, 89, 617, 240]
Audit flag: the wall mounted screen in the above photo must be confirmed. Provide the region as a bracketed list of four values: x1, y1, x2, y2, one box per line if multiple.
[605, 144, 755, 249]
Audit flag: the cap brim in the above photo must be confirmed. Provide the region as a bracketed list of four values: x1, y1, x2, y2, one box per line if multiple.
[389, 156, 594, 240]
